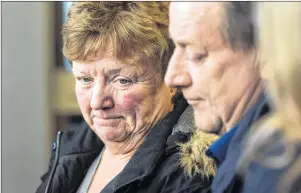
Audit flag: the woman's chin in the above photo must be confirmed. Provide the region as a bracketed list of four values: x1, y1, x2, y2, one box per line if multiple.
[92, 125, 127, 142]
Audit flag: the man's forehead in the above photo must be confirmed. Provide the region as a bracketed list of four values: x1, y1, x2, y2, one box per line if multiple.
[169, 2, 224, 44]
[169, 2, 201, 37]
[170, 2, 194, 13]
[170, 2, 222, 16]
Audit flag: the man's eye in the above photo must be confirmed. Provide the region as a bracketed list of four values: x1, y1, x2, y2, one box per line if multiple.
[187, 52, 207, 63]
[192, 54, 205, 62]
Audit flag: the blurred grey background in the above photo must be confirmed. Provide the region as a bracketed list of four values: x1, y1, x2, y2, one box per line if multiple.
[3, 2, 83, 193]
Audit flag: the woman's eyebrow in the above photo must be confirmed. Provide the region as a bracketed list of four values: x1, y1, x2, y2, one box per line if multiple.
[106, 68, 122, 76]
[71, 68, 88, 74]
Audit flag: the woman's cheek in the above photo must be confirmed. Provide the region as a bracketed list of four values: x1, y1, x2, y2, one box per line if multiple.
[75, 85, 91, 116]
[117, 92, 145, 110]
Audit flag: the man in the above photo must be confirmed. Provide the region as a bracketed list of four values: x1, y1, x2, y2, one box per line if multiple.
[165, 2, 270, 192]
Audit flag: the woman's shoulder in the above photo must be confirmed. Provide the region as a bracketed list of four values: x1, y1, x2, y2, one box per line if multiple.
[151, 157, 213, 193]
[148, 131, 215, 193]
[55, 121, 103, 156]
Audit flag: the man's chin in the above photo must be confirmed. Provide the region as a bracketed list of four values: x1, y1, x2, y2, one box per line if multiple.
[194, 112, 223, 134]
[195, 123, 221, 134]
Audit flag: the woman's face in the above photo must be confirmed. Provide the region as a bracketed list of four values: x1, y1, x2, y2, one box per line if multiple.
[72, 54, 174, 142]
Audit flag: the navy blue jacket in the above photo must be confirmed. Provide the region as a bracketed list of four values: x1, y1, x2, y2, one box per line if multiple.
[208, 93, 301, 193]
[207, 93, 270, 193]
[239, 133, 301, 193]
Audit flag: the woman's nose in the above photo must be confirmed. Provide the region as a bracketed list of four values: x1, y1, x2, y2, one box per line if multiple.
[90, 83, 114, 110]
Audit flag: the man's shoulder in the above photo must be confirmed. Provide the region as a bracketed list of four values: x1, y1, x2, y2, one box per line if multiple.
[242, 130, 301, 193]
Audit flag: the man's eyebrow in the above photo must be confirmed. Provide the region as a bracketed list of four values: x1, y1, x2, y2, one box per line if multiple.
[172, 39, 189, 49]
[169, 28, 190, 48]
[178, 41, 188, 48]
[169, 34, 188, 48]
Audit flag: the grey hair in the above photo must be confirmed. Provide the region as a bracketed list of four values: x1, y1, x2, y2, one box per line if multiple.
[221, 2, 256, 51]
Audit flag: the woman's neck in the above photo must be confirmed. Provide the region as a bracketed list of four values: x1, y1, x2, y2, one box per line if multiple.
[101, 130, 147, 160]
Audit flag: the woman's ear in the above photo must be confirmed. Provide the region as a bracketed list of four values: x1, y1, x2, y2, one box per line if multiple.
[169, 88, 174, 94]
[163, 84, 177, 97]
[169, 88, 178, 98]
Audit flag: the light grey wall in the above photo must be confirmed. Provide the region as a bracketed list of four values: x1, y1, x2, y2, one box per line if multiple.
[3, 2, 54, 193]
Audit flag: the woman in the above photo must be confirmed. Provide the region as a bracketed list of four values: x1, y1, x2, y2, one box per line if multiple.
[36, 2, 214, 193]
[237, 2, 301, 193]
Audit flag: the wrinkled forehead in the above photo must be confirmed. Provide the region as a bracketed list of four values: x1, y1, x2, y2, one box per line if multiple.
[170, 2, 222, 19]
[169, 3, 200, 40]
[169, 2, 224, 45]
[169, 2, 223, 31]
[169, 2, 199, 25]
[84, 42, 145, 68]
[169, 2, 195, 14]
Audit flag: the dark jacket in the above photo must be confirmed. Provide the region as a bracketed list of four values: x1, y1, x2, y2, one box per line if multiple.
[36, 96, 213, 193]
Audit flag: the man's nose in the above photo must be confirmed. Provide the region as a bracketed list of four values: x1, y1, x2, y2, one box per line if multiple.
[90, 82, 114, 110]
[165, 52, 192, 88]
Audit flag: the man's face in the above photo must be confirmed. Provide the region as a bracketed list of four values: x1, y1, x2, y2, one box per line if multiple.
[165, 2, 259, 133]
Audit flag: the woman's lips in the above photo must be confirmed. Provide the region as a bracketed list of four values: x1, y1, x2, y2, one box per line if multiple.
[92, 116, 123, 127]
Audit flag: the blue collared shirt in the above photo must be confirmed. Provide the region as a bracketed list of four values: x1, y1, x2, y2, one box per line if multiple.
[206, 125, 239, 165]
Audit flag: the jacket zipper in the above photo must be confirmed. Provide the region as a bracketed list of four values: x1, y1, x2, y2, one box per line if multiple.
[45, 131, 62, 193]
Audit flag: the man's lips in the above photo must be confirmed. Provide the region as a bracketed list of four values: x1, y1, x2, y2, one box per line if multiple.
[186, 98, 204, 106]
[187, 100, 200, 106]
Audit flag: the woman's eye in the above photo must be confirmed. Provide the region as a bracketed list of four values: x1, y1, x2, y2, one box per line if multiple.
[119, 79, 132, 84]
[111, 76, 134, 89]
[77, 76, 93, 84]
[83, 77, 92, 82]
